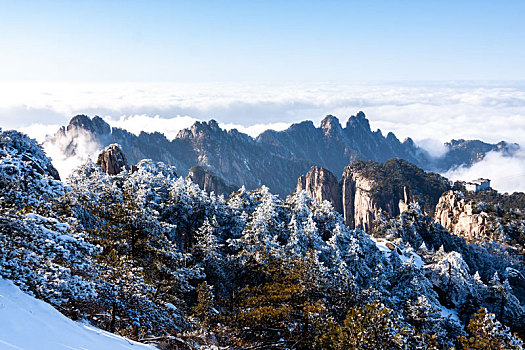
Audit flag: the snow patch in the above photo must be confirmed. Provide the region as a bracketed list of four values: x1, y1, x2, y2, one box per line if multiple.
[0, 279, 155, 350]
[372, 237, 425, 268]
[439, 304, 460, 323]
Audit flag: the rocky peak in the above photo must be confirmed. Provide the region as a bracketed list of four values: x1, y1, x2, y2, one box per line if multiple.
[96, 144, 129, 175]
[346, 111, 371, 132]
[187, 165, 237, 196]
[296, 166, 342, 213]
[320, 115, 342, 134]
[67, 115, 111, 135]
[386, 132, 400, 143]
[208, 119, 220, 130]
[177, 120, 224, 140]
[290, 120, 315, 131]
[403, 137, 415, 146]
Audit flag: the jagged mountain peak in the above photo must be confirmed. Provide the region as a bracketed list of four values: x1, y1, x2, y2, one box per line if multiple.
[386, 131, 400, 143]
[346, 111, 371, 132]
[320, 114, 342, 130]
[403, 137, 416, 146]
[67, 115, 111, 135]
[177, 119, 225, 139]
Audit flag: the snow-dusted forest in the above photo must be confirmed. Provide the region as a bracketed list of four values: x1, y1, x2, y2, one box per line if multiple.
[1, 128, 524, 349]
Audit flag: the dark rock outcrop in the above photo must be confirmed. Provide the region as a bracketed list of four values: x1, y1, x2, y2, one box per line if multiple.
[67, 115, 111, 136]
[187, 166, 237, 196]
[96, 144, 129, 175]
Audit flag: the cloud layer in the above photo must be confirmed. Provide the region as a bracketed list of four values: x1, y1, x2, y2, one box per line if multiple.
[444, 150, 525, 194]
[1, 81, 524, 191]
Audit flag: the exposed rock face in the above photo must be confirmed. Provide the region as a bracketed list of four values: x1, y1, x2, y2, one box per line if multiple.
[434, 190, 525, 251]
[96, 144, 129, 175]
[187, 166, 237, 196]
[50, 113, 517, 196]
[434, 191, 490, 242]
[67, 115, 111, 135]
[341, 168, 382, 231]
[297, 167, 342, 213]
[295, 163, 409, 231]
[295, 159, 451, 231]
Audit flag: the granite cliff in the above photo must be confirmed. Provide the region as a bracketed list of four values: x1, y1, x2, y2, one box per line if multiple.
[296, 166, 342, 213]
[434, 190, 525, 250]
[296, 159, 451, 231]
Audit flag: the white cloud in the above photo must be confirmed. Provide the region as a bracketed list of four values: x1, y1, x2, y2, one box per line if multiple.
[221, 122, 292, 137]
[415, 138, 449, 158]
[42, 129, 103, 181]
[106, 115, 199, 140]
[444, 150, 525, 193]
[18, 123, 61, 143]
[2, 81, 524, 191]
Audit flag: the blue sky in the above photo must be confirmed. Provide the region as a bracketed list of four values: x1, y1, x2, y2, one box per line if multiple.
[1, 0, 524, 82]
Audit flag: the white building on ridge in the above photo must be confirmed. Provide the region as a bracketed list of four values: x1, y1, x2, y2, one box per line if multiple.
[465, 178, 491, 192]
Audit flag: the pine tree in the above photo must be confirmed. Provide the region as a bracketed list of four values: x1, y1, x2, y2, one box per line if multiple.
[192, 281, 216, 326]
[459, 308, 523, 349]
[227, 254, 330, 349]
[316, 300, 413, 350]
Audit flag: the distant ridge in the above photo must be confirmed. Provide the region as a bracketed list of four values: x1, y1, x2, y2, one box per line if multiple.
[49, 112, 519, 196]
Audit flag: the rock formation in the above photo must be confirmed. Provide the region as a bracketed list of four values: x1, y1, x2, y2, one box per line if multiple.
[187, 166, 237, 196]
[432, 190, 525, 251]
[434, 191, 491, 242]
[297, 167, 342, 213]
[96, 144, 129, 175]
[295, 159, 451, 231]
[340, 167, 381, 231]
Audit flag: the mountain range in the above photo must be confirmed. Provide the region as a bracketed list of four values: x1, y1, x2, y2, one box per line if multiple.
[49, 112, 519, 196]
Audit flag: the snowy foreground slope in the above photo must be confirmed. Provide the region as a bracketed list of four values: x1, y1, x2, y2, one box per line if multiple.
[0, 279, 155, 350]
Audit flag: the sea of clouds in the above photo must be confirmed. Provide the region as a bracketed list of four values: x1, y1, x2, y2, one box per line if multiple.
[1, 81, 524, 192]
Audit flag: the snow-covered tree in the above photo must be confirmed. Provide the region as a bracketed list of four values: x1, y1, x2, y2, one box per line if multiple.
[459, 308, 523, 349]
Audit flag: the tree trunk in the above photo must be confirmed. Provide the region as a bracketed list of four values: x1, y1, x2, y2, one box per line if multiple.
[110, 302, 117, 333]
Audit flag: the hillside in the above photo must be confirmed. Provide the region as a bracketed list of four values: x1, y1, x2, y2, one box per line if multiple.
[0, 279, 154, 350]
[1, 129, 524, 349]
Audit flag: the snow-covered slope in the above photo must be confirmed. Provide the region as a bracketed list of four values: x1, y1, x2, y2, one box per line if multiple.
[0, 279, 155, 350]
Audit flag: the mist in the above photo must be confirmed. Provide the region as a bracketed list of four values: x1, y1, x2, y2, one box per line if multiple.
[1, 82, 523, 192]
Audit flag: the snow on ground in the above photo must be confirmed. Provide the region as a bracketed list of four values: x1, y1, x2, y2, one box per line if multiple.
[0, 279, 155, 350]
[371, 237, 425, 268]
[439, 304, 460, 323]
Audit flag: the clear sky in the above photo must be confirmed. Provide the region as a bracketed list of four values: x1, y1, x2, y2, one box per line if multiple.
[1, 0, 524, 82]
